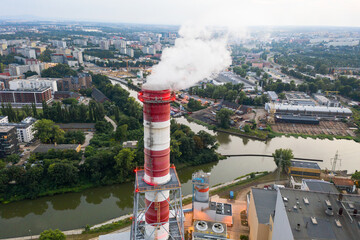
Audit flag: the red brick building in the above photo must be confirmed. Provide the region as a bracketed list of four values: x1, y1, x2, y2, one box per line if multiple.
[0, 87, 53, 107]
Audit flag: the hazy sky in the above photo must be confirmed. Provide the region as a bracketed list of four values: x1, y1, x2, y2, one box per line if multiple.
[2, 0, 360, 27]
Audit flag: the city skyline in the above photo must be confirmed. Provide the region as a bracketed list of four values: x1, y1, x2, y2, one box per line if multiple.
[2, 0, 360, 27]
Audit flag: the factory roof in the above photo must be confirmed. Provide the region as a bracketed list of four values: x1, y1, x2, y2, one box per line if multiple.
[267, 91, 278, 101]
[302, 179, 338, 193]
[279, 188, 360, 240]
[33, 144, 81, 153]
[267, 103, 352, 114]
[252, 188, 277, 224]
[291, 161, 321, 170]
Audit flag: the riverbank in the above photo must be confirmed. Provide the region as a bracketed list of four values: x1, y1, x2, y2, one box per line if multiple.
[0, 171, 272, 240]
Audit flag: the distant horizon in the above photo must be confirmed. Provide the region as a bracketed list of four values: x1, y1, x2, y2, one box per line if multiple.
[2, 16, 360, 30]
[2, 0, 360, 28]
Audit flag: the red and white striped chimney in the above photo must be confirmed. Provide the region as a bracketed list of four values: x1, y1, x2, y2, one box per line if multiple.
[138, 87, 175, 240]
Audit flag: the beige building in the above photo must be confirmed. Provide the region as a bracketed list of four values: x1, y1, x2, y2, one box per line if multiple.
[247, 188, 277, 240]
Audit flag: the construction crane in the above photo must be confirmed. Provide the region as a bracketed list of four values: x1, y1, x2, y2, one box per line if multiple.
[325, 91, 339, 96]
[330, 151, 341, 175]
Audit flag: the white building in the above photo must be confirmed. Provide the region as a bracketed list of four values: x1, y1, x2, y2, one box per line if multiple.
[0, 116, 8, 123]
[9, 78, 59, 93]
[8, 63, 47, 76]
[0, 117, 37, 143]
[119, 48, 134, 57]
[100, 40, 109, 50]
[114, 40, 126, 50]
[72, 49, 84, 65]
[17, 48, 36, 59]
[142, 46, 156, 55]
[73, 39, 88, 46]
[50, 40, 67, 48]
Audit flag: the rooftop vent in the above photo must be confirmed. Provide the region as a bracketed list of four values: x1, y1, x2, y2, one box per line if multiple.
[311, 217, 318, 225]
[325, 200, 332, 207]
[303, 197, 309, 205]
[325, 207, 334, 216]
[212, 223, 224, 233]
[335, 219, 342, 228]
[348, 203, 354, 209]
[293, 205, 298, 210]
[296, 223, 301, 231]
[283, 197, 288, 202]
[196, 221, 208, 231]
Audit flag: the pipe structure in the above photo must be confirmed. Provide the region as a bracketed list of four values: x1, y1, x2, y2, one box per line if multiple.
[138, 87, 175, 240]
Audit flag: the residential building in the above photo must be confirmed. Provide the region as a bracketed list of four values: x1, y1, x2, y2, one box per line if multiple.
[114, 40, 126, 50]
[0, 116, 9, 123]
[73, 39, 88, 46]
[0, 87, 53, 107]
[57, 73, 92, 91]
[9, 78, 59, 93]
[0, 74, 23, 89]
[17, 48, 36, 59]
[332, 178, 356, 193]
[0, 117, 37, 143]
[72, 49, 84, 65]
[100, 40, 109, 50]
[51, 54, 66, 64]
[8, 63, 47, 76]
[54, 91, 80, 100]
[0, 126, 18, 158]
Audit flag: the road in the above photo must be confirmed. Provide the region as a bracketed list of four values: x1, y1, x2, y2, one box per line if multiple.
[105, 115, 117, 131]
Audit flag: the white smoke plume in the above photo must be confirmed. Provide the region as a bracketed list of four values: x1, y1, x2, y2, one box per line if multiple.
[144, 24, 232, 91]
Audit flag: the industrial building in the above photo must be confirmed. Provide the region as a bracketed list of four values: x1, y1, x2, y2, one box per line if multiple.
[265, 103, 352, 119]
[0, 87, 53, 107]
[313, 94, 341, 107]
[275, 115, 319, 125]
[267, 91, 279, 102]
[287, 161, 321, 179]
[285, 92, 315, 106]
[248, 188, 360, 240]
[0, 126, 19, 158]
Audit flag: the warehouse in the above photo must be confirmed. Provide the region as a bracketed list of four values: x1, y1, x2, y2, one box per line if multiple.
[265, 103, 352, 119]
[275, 115, 319, 124]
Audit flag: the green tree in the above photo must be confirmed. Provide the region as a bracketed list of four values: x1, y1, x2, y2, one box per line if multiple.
[34, 119, 65, 144]
[115, 148, 135, 181]
[38, 49, 53, 63]
[272, 148, 294, 172]
[352, 171, 360, 180]
[216, 109, 233, 129]
[48, 163, 79, 186]
[5, 154, 20, 164]
[187, 98, 204, 111]
[39, 229, 66, 240]
[62, 98, 78, 105]
[115, 124, 128, 141]
[244, 124, 251, 133]
[24, 70, 38, 78]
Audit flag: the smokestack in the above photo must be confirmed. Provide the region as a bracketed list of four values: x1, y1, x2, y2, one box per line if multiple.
[138, 86, 175, 240]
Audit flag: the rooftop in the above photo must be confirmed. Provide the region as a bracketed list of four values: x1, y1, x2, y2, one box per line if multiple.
[291, 161, 321, 170]
[252, 188, 277, 224]
[303, 179, 339, 193]
[33, 144, 80, 153]
[0, 126, 15, 133]
[279, 188, 360, 240]
[332, 178, 355, 187]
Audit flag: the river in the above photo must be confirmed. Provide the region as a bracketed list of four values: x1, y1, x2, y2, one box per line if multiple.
[1, 83, 360, 238]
